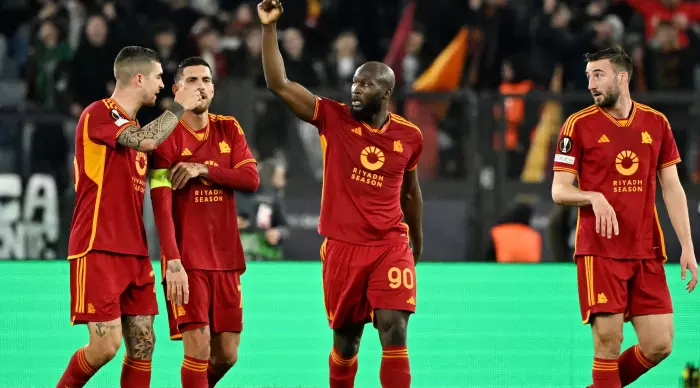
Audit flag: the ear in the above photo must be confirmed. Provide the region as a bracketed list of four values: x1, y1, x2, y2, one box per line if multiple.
[384, 88, 393, 100]
[172, 83, 178, 94]
[211, 82, 215, 97]
[134, 73, 144, 87]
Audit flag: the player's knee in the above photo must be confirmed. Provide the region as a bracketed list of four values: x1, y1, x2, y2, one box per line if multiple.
[594, 329, 623, 356]
[375, 314, 408, 346]
[183, 329, 211, 360]
[643, 340, 673, 363]
[212, 348, 238, 369]
[89, 335, 122, 364]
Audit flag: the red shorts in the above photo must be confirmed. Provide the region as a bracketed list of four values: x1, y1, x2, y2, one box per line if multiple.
[69, 251, 158, 324]
[576, 255, 673, 324]
[320, 238, 417, 329]
[165, 270, 243, 340]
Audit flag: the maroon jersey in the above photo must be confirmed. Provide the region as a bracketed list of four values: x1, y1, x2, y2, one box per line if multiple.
[68, 98, 149, 259]
[151, 114, 256, 271]
[310, 97, 423, 245]
[552, 102, 681, 260]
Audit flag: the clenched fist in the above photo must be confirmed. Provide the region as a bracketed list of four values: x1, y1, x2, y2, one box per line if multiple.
[258, 0, 283, 25]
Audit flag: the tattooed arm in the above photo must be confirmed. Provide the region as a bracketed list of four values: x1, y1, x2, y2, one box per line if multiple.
[116, 102, 185, 152]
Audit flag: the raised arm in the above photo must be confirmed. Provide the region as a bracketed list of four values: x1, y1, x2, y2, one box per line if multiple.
[258, 0, 316, 122]
[401, 169, 423, 263]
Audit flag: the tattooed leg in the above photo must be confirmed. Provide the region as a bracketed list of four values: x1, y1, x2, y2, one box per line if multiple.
[85, 318, 123, 368]
[122, 315, 156, 360]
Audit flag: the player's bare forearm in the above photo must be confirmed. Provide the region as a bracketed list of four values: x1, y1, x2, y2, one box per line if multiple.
[401, 169, 423, 262]
[117, 102, 185, 152]
[660, 166, 694, 250]
[261, 24, 316, 122]
[205, 163, 260, 192]
[551, 171, 599, 207]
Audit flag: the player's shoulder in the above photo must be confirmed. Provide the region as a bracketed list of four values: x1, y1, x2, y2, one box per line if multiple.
[633, 102, 670, 128]
[82, 98, 130, 126]
[561, 105, 600, 135]
[315, 96, 348, 116]
[208, 113, 244, 134]
[389, 113, 422, 141]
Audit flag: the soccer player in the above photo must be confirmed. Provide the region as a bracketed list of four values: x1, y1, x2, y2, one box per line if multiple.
[259, 2, 424, 387]
[57, 46, 201, 388]
[551, 47, 698, 388]
[149, 57, 260, 388]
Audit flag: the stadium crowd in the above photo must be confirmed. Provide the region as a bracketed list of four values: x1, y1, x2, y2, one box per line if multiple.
[0, 0, 698, 260]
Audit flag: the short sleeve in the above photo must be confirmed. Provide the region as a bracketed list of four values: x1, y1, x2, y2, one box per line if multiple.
[230, 119, 256, 169]
[552, 114, 584, 175]
[309, 96, 344, 135]
[658, 119, 681, 169]
[87, 105, 137, 148]
[151, 137, 177, 170]
[406, 138, 423, 171]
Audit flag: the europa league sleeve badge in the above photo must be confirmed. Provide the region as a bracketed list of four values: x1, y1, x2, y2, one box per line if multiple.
[558, 137, 573, 154]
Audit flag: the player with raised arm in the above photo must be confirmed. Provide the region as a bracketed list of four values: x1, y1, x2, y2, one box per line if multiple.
[259, 2, 424, 387]
[551, 47, 698, 388]
[57, 46, 201, 388]
[149, 57, 260, 388]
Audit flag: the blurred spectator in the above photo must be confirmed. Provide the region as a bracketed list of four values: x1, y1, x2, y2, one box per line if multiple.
[625, 0, 700, 47]
[325, 31, 364, 90]
[401, 25, 426, 88]
[195, 26, 229, 79]
[484, 201, 542, 263]
[228, 27, 265, 85]
[238, 159, 290, 261]
[644, 19, 700, 90]
[26, 18, 72, 109]
[69, 14, 118, 117]
[139, 21, 181, 123]
[281, 27, 321, 87]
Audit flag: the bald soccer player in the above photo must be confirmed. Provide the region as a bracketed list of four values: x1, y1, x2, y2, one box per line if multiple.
[258, 2, 424, 387]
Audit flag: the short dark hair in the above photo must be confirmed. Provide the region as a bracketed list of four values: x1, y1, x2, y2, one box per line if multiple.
[174, 56, 213, 82]
[584, 46, 633, 79]
[113, 46, 161, 82]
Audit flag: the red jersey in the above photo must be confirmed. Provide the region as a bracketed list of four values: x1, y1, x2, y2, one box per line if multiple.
[150, 114, 257, 272]
[68, 98, 149, 259]
[552, 102, 681, 260]
[310, 97, 423, 245]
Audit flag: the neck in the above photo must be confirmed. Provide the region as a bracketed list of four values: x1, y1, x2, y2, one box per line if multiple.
[366, 108, 390, 129]
[604, 93, 633, 120]
[111, 88, 141, 119]
[182, 110, 209, 130]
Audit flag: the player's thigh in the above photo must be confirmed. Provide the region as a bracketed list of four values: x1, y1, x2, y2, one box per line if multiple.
[322, 239, 373, 328]
[85, 318, 123, 364]
[211, 331, 241, 365]
[367, 242, 416, 313]
[165, 269, 211, 338]
[628, 259, 673, 318]
[120, 257, 158, 317]
[210, 271, 243, 334]
[575, 255, 632, 324]
[70, 252, 129, 324]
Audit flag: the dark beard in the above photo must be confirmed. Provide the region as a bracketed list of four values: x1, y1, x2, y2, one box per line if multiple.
[595, 88, 620, 108]
[350, 95, 382, 122]
[192, 102, 209, 115]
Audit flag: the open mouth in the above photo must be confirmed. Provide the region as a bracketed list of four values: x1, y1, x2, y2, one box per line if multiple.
[351, 99, 362, 109]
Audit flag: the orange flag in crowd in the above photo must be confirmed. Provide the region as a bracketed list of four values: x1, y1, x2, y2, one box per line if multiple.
[404, 27, 469, 178]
